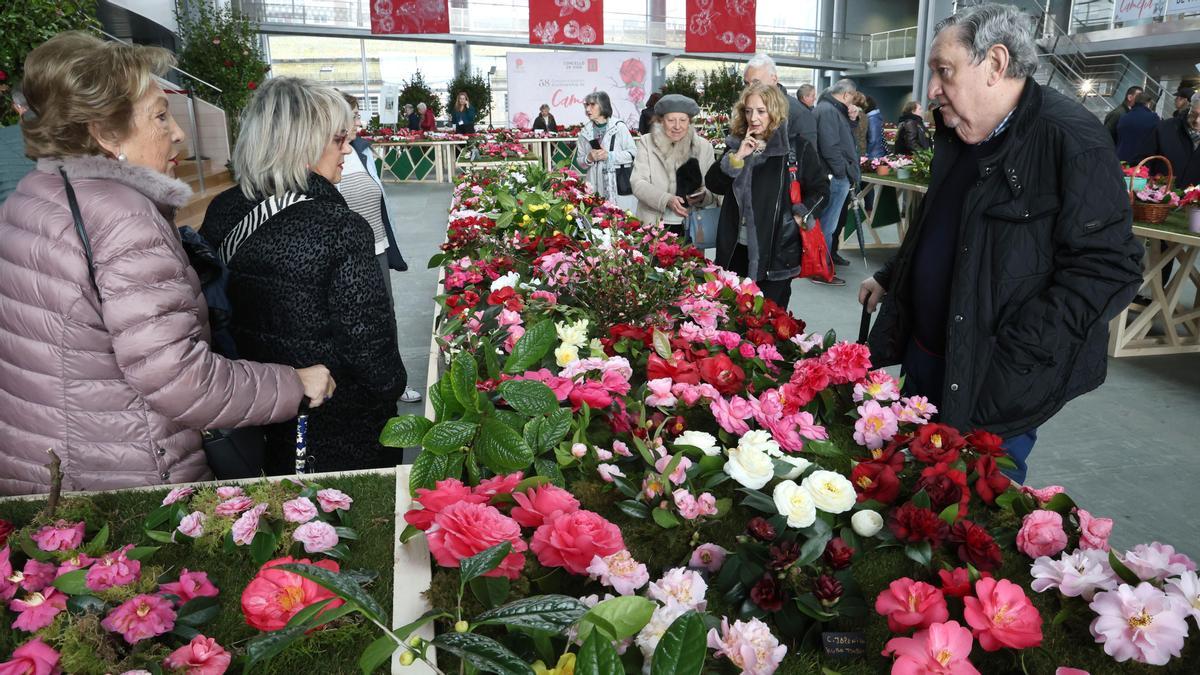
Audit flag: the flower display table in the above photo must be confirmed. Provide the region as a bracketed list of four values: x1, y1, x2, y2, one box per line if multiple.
[855, 174, 928, 249]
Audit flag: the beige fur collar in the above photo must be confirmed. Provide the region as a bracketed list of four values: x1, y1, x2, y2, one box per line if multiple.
[37, 155, 193, 209]
[649, 124, 701, 169]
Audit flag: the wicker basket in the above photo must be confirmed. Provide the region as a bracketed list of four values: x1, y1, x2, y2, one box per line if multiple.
[1130, 155, 1174, 224]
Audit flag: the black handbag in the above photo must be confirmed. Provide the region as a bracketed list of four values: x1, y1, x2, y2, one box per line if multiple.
[60, 168, 266, 480]
[607, 125, 634, 196]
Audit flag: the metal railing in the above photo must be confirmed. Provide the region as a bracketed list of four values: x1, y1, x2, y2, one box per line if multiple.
[1067, 0, 1200, 34]
[1040, 15, 1165, 111]
[868, 26, 917, 61]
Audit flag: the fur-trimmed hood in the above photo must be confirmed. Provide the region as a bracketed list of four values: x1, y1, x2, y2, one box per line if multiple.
[649, 123, 705, 166]
[37, 155, 192, 209]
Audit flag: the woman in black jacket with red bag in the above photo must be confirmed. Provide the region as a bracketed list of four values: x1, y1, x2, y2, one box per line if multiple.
[706, 83, 828, 309]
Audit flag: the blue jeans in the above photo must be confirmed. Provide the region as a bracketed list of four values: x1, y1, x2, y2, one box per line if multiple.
[816, 176, 851, 262]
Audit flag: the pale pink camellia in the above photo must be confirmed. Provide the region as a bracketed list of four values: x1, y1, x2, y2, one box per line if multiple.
[511, 485, 580, 528]
[1075, 508, 1114, 551]
[645, 377, 677, 408]
[707, 617, 787, 675]
[1019, 484, 1065, 504]
[85, 544, 141, 592]
[648, 567, 708, 612]
[1030, 549, 1118, 601]
[473, 472, 524, 498]
[586, 550, 649, 596]
[1121, 542, 1197, 583]
[963, 577, 1044, 651]
[293, 520, 340, 553]
[504, 324, 525, 352]
[163, 634, 231, 675]
[690, 543, 728, 573]
[177, 511, 207, 538]
[214, 496, 254, 517]
[0, 638, 61, 675]
[1089, 582, 1190, 665]
[231, 503, 269, 546]
[282, 497, 319, 524]
[709, 395, 753, 436]
[20, 560, 57, 593]
[612, 440, 633, 457]
[1055, 669, 1090, 675]
[1016, 510, 1069, 559]
[315, 488, 353, 513]
[530, 510, 624, 575]
[655, 454, 692, 485]
[852, 369, 901, 403]
[597, 463, 626, 483]
[10, 589, 67, 632]
[215, 486, 244, 500]
[853, 400, 899, 450]
[404, 477, 490, 531]
[570, 443, 588, 458]
[31, 520, 85, 552]
[1165, 571, 1200, 627]
[427, 502, 528, 580]
[161, 486, 196, 506]
[874, 578, 949, 633]
[159, 569, 220, 605]
[893, 395, 938, 424]
[102, 594, 177, 644]
[882, 620, 980, 675]
[673, 490, 718, 520]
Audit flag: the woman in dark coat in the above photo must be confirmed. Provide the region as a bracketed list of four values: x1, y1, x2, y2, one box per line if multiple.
[532, 104, 559, 132]
[893, 101, 932, 155]
[202, 78, 406, 474]
[705, 83, 828, 309]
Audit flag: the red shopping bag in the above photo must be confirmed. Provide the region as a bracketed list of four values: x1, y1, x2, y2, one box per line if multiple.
[798, 219, 834, 282]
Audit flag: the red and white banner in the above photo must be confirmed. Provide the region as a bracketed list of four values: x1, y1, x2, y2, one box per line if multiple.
[529, 0, 604, 46]
[685, 0, 756, 53]
[506, 51, 650, 129]
[369, 0, 450, 35]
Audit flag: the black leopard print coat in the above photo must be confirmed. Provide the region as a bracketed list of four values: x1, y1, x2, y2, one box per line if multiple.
[201, 173, 406, 474]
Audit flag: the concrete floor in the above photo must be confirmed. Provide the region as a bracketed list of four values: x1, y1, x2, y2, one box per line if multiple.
[383, 182, 1199, 556]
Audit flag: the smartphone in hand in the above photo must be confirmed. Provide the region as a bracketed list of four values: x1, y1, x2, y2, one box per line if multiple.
[589, 138, 602, 150]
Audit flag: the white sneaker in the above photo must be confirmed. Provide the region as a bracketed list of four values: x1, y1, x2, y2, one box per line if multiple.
[400, 387, 423, 403]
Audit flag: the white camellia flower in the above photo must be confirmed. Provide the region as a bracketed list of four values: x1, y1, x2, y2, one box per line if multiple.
[489, 271, 521, 292]
[723, 446, 775, 490]
[674, 430, 721, 457]
[801, 470, 857, 514]
[737, 429, 780, 456]
[851, 509, 885, 537]
[767, 448, 812, 480]
[772, 480, 817, 528]
[555, 319, 589, 349]
[554, 345, 579, 367]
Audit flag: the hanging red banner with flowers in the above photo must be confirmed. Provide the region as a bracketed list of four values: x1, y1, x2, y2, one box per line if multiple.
[369, 0, 450, 35]
[685, 0, 756, 53]
[529, 0, 605, 46]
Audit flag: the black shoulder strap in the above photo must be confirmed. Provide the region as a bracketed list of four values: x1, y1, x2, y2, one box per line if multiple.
[60, 168, 102, 303]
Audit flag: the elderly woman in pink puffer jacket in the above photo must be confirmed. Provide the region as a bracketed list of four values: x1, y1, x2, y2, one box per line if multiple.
[0, 32, 337, 496]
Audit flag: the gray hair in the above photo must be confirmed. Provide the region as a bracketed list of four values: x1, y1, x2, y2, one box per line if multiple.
[797, 83, 815, 99]
[744, 53, 777, 76]
[233, 77, 352, 199]
[935, 3, 1039, 79]
[827, 78, 858, 96]
[417, 101, 427, 111]
[1192, 92, 1200, 108]
[584, 90, 613, 119]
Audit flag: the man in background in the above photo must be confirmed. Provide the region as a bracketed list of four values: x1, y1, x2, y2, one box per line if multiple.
[1103, 85, 1142, 142]
[744, 54, 818, 148]
[811, 78, 860, 286]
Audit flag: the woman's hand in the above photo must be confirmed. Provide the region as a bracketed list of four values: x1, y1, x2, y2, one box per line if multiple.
[588, 148, 609, 163]
[296, 365, 336, 407]
[667, 196, 689, 217]
[685, 190, 707, 206]
[735, 136, 758, 160]
[793, 212, 811, 231]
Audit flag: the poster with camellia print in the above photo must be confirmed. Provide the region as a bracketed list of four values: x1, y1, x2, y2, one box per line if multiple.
[529, 0, 605, 46]
[369, 0, 449, 35]
[686, 0, 757, 53]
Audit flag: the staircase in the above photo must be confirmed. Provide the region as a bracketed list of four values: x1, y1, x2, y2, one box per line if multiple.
[175, 159, 235, 230]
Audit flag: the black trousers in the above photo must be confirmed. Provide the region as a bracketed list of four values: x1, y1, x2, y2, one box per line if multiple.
[729, 244, 792, 309]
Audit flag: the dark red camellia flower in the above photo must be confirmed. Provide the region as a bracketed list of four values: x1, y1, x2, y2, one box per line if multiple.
[647, 352, 701, 385]
[770, 312, 803, 341]
[735, 292, 757, 315]
[0, 519, 13, 548]
[768, 541, 800, 570]
[863, 437, 908, 473]
[697, 354, 746, 396]
[608, 323, 651, 346]
[973, 456, 1012, 505]
[851, 462, 901, 504]
[744, 328, 776, 346]
[909, 424, 966, 465]
[888, 503, 949, 547]
[486, 287, 523, 311]
[966, 429, 1007, 457]
[948, 520, 1003, 572]
[813, 574, 844, 606]
[824, 537, 855, 570]
[918, 463, 969, 520]
[938, 567, 975, 598]
[665, 416, 687, 436]
[750, 574, 786, 612]
[747, 517, 777, 542]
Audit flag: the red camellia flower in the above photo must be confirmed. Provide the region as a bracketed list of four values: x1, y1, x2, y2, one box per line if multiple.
[851, 462, 901, 504]
[697, 354, 745, 395]
[771, 312, 802, 341]
[427, 502, 528, 579]
[0, 519, 13, 548]
[746, 517, 777, 542]
[949, 520, 1004, 572]
[864, 437, 909, 472]
[909, 424, 966, 465]
[247, 81, 257, 90]
[530, 510, 623, 575]
[813, 575, 844, 605]
[743, 328, 776, 346]
[608, 323, 651, 347]
[787, 359, 832, 407]
[918, 463, 969, 520]
[888, 503, 950, 547]
[966, 429, 1006, 457]
[241, 557, 344, 632]
[824, 537, 855, 570]
[768, 541, 800, 570]
[646, 352, 700, 385]
[938, 567, 974, 598]
[750, 574, 786, 612]
[973, 456, 1012, 505]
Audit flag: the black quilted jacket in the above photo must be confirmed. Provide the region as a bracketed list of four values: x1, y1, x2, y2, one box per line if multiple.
[201, 173, 406, 473]
[868, 79, 1143, 438]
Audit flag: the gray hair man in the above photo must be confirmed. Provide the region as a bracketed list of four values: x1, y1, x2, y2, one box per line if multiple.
[796, 83, 816, 109]
[858, 3, 1142, 482]
[744, 54, 817, 149]
[810, 77, 860, 286]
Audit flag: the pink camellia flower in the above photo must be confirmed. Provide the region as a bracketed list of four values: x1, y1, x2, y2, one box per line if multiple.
[162, 486, 195, 506]
[882, 620, 980, 675]
[1055, 669, 1090, 675]
[241, 556, 344, 632]
[707, 617, 787, 675]
[1089, 582, 1190, 665]
[282, 497, 318, 524]
[655, 454, 692, 485]
[10, 589, 67, 632]
[55, 553, 94, 577]
[1121, 542, 1197, 583]
[214, 496, 254, 517]
[231, 503, 268, 546]
[1030, 549, 1118, 601]
[102, 594, 176, 644]
[427, 502, 527, 580]
[648, 567, 708, 612]
[473, 472, 524, 498]
[510, 485, 580, 528]
[597, 463, 625, 483]
[315, 489, 353, 513]
[709, 395, 753, 436]
[215, 486, 244, 500]
[530, 510, 624, 575]
[1075, 508, 1114, 551]
[690, 543, 728, 573]
[85, 545, 141, 592]
[1165, 571, 1200, 627]
[673, 490, 717, 520]
[293, 520, 339, 553]
[586, 550, 649, 596]
[177, 511, 207, 538]
[163, 634, 232, 675]
[570, 443, 588, 458]
[852, 369, 901, 403]
[1016, 510, 1069, 559]
[1019, 484, 1065, 504]
[31, 520, 85, 552]
[20, 560, 57, 593]
[853, 400, 899, 450]
[874, 578, 949, 633]
[159, 569, 220, 605]
[404, 478, 490, 531]
[963, 578, 1043, 651]
[821, 341, 872, 384]
[0, 638, 61, 675]
[645, 377, 677, 408]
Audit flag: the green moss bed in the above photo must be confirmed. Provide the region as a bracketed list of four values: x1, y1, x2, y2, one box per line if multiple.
[0, 473, 396, 675]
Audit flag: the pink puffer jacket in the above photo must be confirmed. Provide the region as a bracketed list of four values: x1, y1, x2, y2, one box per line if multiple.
[0, 156, 305, 496]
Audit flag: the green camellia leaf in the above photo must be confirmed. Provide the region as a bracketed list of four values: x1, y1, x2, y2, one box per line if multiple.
[379, 415, 435, 448]
[577, 596, 656, 642]
[904, 541, 933, 568]
[471, 576, 512, 609]
[432, 631, 534, 675]
[502, 320, 556, 374]
[409, 450, 451, 492]
[52, 569, 89, 595]
[911, 489, 932, 510]
[144, 529, 177, 544]
[1108, 550, 1143, 586]
[83, 523, 110, 556]
[421, 421, 479, 454]
[126, 546, 159, 561]
[451, 351, 481, 411]
[176, 596, 221, 627]
[616, 500, 651, 519]
[652, 508, 681, 529]
[796, 529, 833, 567]
[359, 635, 400, 675]
[938, 504, 959, 524]
[650, 611, 706, 675]
[1043, 493, 1078, 515]
[459, 542, 514, 586]
[652, 328, 673, 359]
[249, 531, 276, 566]
[271, 562, 387, 624]
[497, 380, 558, 416]
[476, 417, 535, 474]
[475, 594, 588, 634]
[575, 630, 623, 675]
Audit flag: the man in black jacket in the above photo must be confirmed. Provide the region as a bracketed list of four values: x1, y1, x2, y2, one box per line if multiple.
[1140, 92, 1200, 187]
[1103, 85, 1142, 142]
[744, 54, 818, 149]
[858, 3, 1142, 483]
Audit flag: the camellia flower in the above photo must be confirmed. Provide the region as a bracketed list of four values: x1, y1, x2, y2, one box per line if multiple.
[161, 486, 195, 506]
[882, 620, 980, 675]
[511, 485, 580, 528]
[800, 470, 856, 514]
[531, 653, 576, 675]
[597, 463, 625, 482]
[889, 503, 949, 547]
[850, 461, 901, 504]
[852, 369, 900, 403]
[637, 603, 688, 661]
[948, 520, 1003, 572]
[1089, 582, 1190, 665]
[20, 560, 56, 593]
[473, 472, 524, 498]
[874, 578, 949, 633]
[673, 490, 717, 520]
[1121, 542, 1197, 583]
[241, 556, 344, 632]
[282, 497, 319, 524]
[709, 395, 754, 435]
[1030, 549, 1118, 601]
[163, 634, 232, 675]
[824, 538, 855, 570]
[293, 520, 340, 553]
[404, 477, 491, 531]
[31, 520, 84, 552]
[10, 589, 67, 632]
[853, 400, 899, 450]
[1165, 570, 1200, 628]
[214, 496, 254, 517]
[160, 569, 220, 605]
[851, 510, 884, 538]
[649, 567, 708, 612]
[315, 488, 353, 513]
[690, 543, 728, 572]
[0, 638, 60, 675]
[427, 502, 528, 579]
[674, 430, 720, 456]
[101, 594, 176, 644]
[215, 486, 244, 500]
[587, 550, 649, 596]
[177, 511, 207, 538]
[821, 341, 872, 384]
[531, 510, 623, 575]
[1075, 508, 1114, 552]
[85, 544, 141, 592]
[1016, 510, 1069, 559]
[706, 617, 787, 675]
[724, 444, 775, 490]
[231, 503, 269, 546]
[909, 424, 965, 465]
[771, 480, 816, 529]
[963, 577, 1043, 651]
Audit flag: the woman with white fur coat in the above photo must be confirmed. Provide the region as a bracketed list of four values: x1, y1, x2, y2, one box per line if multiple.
[630, 94, 717, 237]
